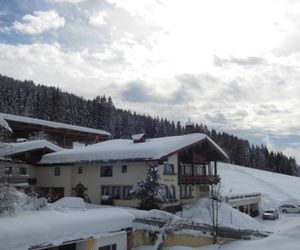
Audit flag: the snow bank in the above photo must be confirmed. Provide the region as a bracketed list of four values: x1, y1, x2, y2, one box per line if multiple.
[181, 198, 263, 230]
[163, 224, 300, 250]
[129, 208, 181, 222]
[50, 197, 86, 210]
[0, 207, 134, 250]
[218, 163, 300, 211]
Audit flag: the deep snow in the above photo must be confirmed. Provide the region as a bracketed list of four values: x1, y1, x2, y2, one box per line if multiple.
[218, 162, 300, 211]
[0, 197, 134, 250]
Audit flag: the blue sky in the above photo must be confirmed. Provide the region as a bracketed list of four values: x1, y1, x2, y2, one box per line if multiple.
[0, 0, 300, 163]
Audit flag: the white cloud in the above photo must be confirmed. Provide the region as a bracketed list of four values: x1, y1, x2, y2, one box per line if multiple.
[12, 10, 65, 35]
[48, 0, 84, 3]
[89, 11, 108, 26]
[2, 0, 300, 162]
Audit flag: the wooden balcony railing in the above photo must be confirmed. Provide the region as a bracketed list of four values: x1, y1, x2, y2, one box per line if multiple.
[179, 175, 220, 185]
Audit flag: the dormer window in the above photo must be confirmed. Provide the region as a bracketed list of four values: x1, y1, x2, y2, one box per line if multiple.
[131, 133, 146, 143]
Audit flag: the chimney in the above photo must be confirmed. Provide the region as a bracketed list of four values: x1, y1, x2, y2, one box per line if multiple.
[131, 133, 146, 143]
[185, 118, 194, 134]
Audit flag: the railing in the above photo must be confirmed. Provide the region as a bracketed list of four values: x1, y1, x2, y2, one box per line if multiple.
[1, 175, 29, 184]
[180, 175, 220, 185]
[133, 218, 272, 240]
[224, 192, 261, 202]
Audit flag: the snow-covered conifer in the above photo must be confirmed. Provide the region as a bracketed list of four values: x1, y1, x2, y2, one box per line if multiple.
[0, 182, 17, 215]
[133, 166, 167, 210]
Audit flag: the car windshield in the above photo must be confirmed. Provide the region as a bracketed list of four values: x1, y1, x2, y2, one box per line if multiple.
[265, 210, 274, 213]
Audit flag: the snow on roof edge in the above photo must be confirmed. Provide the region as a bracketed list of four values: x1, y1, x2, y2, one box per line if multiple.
[0, 113, 111, 136]
[0, 140, 64, 157]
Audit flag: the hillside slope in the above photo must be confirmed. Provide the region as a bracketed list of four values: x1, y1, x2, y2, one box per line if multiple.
[218, 162, 300, 210]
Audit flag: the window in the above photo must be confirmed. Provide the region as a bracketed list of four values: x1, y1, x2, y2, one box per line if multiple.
[194, 165, 204, 176]
[77, 166, 83, 174]
[188, 185, 192, 196]
[123, 186, 132, 199]
[98, 244, 116, 250]
[19, 167, 27, 175]
[121, 165, 127, 173]
[101, 185, 133, 200]
[165, 185, 176, 200]
[102, 186, 111, 196]
[181, 164, 192, 176]
[164, 185, 171, 200]
[101, 166, 113, 177]
[164, 164, 175, 174]
[54, 167, 60, 176]
[112, 186, 121, 199]
[180, 185, 192, 197]
[4, 167, 12, 175]
[170, 185, 176, 200]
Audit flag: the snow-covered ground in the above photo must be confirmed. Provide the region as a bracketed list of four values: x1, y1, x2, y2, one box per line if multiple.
[218, 162, 300, 211]
[0, 197, 134, 250]
[137, 163, 300, 249]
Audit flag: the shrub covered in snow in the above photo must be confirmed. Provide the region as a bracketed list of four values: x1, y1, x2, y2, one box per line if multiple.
[20, 193, 48, 211]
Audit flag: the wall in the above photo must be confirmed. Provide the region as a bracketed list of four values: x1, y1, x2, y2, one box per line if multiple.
[45, 231, 127, 250]
[35, 165, 73, 196]
[34, 152, 207, 208]
[163, 233, 213, 248]
[72, 162, 148, 204]
[128, 230, 232, 249]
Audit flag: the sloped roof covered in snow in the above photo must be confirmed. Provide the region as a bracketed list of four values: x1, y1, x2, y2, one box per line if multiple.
[0, 140, 63, 157]
[0, 207, 134, 250]
[0, 115, 12, 133]
[0, 113, 111, 136]
[39, 133, 228, 165]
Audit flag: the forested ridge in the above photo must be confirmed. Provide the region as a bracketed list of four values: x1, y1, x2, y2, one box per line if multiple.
[0, 74, 297, 176]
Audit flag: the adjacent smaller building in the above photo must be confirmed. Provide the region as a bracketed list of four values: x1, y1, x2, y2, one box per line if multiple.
[0, 140, 64, 188]
[0, 113, 111, 148]
[0, 157, 29, 189]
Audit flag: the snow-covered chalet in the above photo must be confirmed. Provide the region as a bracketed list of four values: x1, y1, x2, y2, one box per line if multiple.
[37, 133, 228, 211]
[0, 112, 111, 148]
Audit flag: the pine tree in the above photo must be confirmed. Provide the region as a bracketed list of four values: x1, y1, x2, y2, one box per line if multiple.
[134, 166, 167, 210]
[0, 160, 18, 215]
[0, 182, 17, 215]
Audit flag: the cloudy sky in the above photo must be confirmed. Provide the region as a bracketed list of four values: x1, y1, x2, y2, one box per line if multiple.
[0, 0, 300, 162]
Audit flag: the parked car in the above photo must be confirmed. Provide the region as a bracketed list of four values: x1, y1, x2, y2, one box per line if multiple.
[279, 203, 300, 213]
[262, 209, 279, 220]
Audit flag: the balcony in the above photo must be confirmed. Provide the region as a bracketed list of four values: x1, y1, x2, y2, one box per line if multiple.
[179, 175, 220, 185]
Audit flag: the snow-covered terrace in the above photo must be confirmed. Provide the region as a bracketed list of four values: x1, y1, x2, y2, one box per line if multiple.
[0, 113, 111, 136]
[0, 140, 63, 157]
[39, 133, 228, 165]
[0, 207, 134, 250]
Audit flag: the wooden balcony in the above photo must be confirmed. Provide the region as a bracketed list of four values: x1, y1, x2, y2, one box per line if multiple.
[179, 175, 220, 185]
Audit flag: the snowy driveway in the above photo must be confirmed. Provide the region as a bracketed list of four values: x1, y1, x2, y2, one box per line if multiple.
[259, 213, 300, 233]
